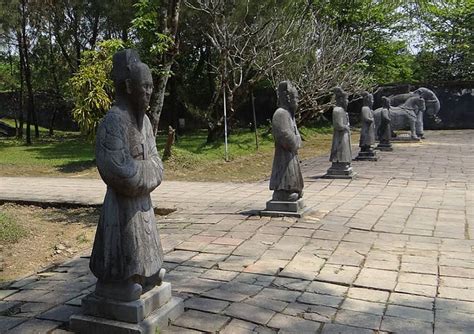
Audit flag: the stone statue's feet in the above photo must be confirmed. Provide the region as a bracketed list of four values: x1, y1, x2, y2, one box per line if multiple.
[272, 190, 300, 202]
[95, 280, 142, 302]
[288, 192, 299, 202]
[142, 268, 167, 293]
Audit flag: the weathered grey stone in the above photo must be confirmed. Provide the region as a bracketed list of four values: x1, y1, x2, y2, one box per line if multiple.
[261, 199, 309, 218]
[90, 49, 165, 302]
[321, 323, 374, 334]
[388, 87, 440, 138]
[325, 87, 355, 179]
[184, 297, 229, 313]
[376, 97, 394, 151]
[381, 315, 433, 334]
[355, 92, 377, 161]
[38, 305, 81, 322]
[374, 94, 425, 140]
[70, 296, 183, 334]
[298, 292, 343, 308]
[6, 319, 60, 334]
[267, 81, 305, 215]
[267, 313, 321, 333]
[0, 315, 26, 331]
[82, 283, 171, 323]
[0, 290, 19, 300]
[220, 319, 257, 334]
[0, 301, 20, 314]
[173, 310, 229, 332]
[334, 309, 382, 330]
[69, 49, 183, 333]
[224, 302, 275, 325]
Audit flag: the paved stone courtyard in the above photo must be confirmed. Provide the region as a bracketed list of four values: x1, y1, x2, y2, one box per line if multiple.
[0, 130, 473, 333]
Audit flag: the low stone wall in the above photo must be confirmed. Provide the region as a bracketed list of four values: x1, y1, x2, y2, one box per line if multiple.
[0, 91, 78, 131]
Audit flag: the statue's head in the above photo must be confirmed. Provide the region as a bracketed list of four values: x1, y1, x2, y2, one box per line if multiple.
[361, 91, 373, 108]
[414, 87, 440, 116]
[277, 81, 298, 114]
[381, 96, 391, 109]
[333, 87, 348, 110]
[111, 49, 154, 116]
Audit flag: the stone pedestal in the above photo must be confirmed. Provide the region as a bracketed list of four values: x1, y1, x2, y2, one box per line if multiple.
[354, 149, 378, 161]
[261, 198, 307, 218]
[391, 133, 421, 142]
[323, 163, 356, 179]
[375, 143, 393, 151]
[70, 282, 183, 334]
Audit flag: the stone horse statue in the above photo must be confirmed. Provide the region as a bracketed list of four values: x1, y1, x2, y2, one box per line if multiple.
[373, 96, 426, 140]
[389, 87, 440, 138]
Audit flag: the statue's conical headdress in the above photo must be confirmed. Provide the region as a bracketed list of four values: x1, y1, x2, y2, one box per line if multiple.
[111, 49, 141, 85]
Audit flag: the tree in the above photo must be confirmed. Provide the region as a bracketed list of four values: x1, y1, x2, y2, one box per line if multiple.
[412, 0, 474, 81]
[132, 0, 182, 135]
[68, 39, 127, 139]
[185, 0, 301, 141]
[268, 10, 370, 123]
[308, 0, 415, 84]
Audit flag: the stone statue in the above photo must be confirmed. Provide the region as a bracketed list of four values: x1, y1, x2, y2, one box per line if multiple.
[325, 87, 355, 178]
[71, 49, 183, 334]
[90, 49, 165, 302]
[388, 87, 440, 138]
[269, 81, 304, 201]
[376, 97, 393, 151]
[261, 81, 306, 217]
[355, 91, 377, 161]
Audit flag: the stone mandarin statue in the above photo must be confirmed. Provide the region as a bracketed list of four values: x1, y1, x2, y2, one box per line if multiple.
[355, 91, 377, 160]
[90, 49, 165, 302]
[376, 96, 393, 151]
[326, 87, 355, 177]
[269, 81, 304, 202]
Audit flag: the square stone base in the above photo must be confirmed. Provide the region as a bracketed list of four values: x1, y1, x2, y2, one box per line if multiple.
[323, 165, 356, 179]
[260, 198, 308, 217]
[70, 296, 183, 334]
[354, 150, 378, 161]
[391, 133, 421, 142]
[375, 143, 393, 151]
[82, 283, 172, 323]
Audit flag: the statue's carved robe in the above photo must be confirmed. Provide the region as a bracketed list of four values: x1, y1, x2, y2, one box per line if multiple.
[359, 106, 375, 147]
[379, 108, 392, 143]
[269, 108, 304, 193]
[330, 107, 352, 163]
[90, 106, 164, 282]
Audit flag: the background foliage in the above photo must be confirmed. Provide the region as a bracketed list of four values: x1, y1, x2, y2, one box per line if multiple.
[0, 0, 472, 144]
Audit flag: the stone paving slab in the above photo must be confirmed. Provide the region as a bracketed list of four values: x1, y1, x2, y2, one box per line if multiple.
[1, 130, 474, 333]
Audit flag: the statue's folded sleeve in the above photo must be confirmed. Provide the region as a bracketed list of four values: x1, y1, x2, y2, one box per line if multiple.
[332, 108, 347, 131]
[273, 109, 299, 152]
[96, 113, 163, 197]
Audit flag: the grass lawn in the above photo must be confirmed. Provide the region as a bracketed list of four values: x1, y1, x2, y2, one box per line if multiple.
[0, 118, 353, 182]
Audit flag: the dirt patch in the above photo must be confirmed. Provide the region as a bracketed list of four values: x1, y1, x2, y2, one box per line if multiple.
[0, 204, 99, 285]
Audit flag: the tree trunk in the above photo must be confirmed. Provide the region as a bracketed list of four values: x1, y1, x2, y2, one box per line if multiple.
[16, 31, 24, 139]
[207, 85, 236, 143]
[162, 126, 175, 160]
[20, 0, 34, 145]
[148, 0, 181, 135]
[49, 108, 57, 137]
[48, 21, 60, 137]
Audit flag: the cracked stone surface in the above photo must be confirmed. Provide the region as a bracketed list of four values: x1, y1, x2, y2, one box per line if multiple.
[1, 130, 473, 333]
